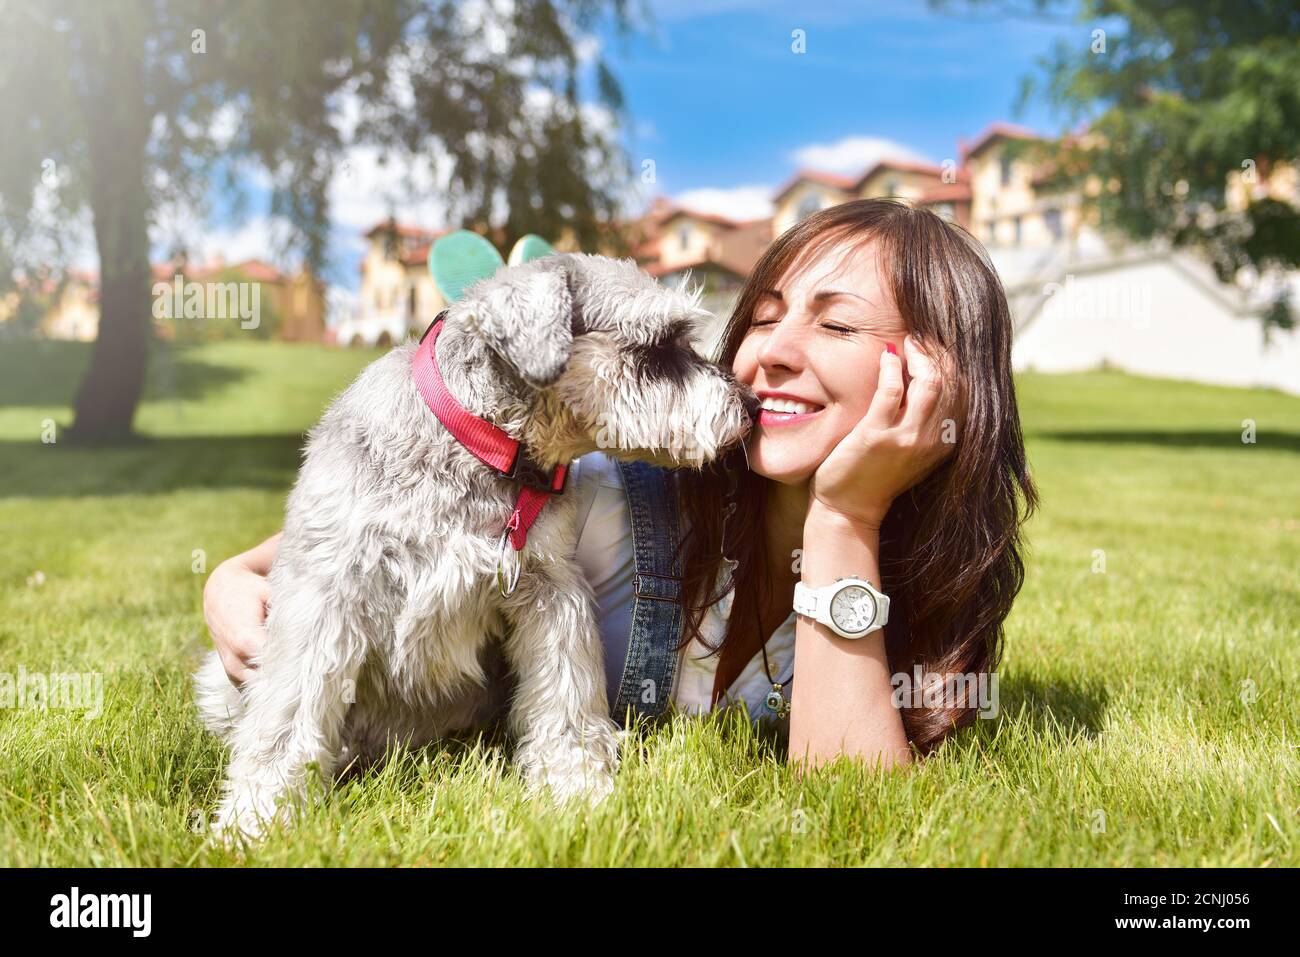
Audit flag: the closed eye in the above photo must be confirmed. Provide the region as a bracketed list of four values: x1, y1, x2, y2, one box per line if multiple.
[750, 319, 855, 336]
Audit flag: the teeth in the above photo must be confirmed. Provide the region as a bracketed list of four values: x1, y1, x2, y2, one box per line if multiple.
[760, 397, 816, 415]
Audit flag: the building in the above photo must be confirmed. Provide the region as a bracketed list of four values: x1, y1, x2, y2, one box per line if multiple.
[4, 259, 327, 342]
[631, 121, 1300, 394]
[334, 219, 449, 348]
[639, 206, 773, 294]
[770, 170, 858, 236]
[771, 159, 972, 237]
[962, 122, 1084, 250]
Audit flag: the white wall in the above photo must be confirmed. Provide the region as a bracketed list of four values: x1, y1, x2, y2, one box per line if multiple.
[1011, 256, 1300, 394]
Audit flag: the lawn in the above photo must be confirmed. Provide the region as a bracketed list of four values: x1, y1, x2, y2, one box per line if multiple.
[0, 338, 1296, 866]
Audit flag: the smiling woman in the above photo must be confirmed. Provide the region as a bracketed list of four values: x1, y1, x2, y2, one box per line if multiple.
[676, 198, 1039, 758]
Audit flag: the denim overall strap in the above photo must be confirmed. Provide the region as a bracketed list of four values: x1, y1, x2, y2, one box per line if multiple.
[613, 460, 685, 721]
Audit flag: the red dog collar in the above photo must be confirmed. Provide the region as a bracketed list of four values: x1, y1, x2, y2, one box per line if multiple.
[411, 313, 569, 572]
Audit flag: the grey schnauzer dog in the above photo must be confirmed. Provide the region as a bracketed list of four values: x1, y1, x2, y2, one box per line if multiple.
[195, 252, 758, 838]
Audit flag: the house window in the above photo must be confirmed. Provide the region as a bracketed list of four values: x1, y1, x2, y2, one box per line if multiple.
[678, 225, 691, 251]
[797, 193, 821, 222]
[934, 202, 955, 222]
[1044, 208, 1063, 241]
[1012, 215, 1023, 246]
[1000, 153, 1014, 187]
[884, 178, 900, 197]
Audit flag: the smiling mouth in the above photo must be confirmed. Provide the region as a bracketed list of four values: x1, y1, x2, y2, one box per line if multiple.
[757, 396, 825, 427]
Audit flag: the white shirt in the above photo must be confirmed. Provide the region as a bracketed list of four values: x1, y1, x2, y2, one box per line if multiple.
[568, 451, 796, 722]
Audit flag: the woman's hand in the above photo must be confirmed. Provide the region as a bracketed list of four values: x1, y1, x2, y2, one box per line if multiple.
[202, 532, 281, 686]
[808, 334, 963, 530]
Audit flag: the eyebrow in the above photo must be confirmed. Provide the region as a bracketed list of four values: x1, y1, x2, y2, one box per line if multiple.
[759, 289, 871, 304]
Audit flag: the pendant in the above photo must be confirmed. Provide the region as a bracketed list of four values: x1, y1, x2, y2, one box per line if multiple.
[764, 684, 790, 718]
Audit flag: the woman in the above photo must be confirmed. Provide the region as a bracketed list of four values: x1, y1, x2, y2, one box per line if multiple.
[203, 198, 1038, 769]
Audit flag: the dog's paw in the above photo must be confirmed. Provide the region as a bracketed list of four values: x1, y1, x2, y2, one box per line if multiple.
[211, 786, 285, 843]
[534, 760, 616, 807]
[518, 726, 620, 807]
[548, 760, 616, 806]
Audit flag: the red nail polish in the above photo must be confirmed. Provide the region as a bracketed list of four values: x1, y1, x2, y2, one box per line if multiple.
[885, 342, 897, 356]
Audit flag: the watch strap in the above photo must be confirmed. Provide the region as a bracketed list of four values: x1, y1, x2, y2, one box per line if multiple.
[792, 580, 820, 619]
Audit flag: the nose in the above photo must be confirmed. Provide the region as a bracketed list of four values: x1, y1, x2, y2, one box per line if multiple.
[756, 313, 807, 374]
[739, 385, 761, 424]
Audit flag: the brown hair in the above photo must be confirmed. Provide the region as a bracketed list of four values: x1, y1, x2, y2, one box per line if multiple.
[673, 198, 1039, 755]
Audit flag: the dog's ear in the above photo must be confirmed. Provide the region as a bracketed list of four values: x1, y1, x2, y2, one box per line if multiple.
[462, 258, 574, 389]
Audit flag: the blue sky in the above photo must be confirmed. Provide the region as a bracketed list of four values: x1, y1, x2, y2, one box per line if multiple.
[600, 0, 1086, 215]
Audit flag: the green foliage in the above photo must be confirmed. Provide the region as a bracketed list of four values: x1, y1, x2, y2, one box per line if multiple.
[940, 0, 1300, 321]
[0, 0, 633, 277]
[0, 341, 1297, 865]
[1049, 2, 1300, 286]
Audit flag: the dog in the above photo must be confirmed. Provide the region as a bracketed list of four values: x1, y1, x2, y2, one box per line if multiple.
[195, 252, 758, 839]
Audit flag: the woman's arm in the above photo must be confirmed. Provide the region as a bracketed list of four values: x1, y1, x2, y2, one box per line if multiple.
[788, 336, 963, 769]
[203, 532, 281, 686]
[788, 507, 909, 769]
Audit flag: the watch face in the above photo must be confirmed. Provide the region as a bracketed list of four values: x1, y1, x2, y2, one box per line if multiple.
[830, 584, 876, 634]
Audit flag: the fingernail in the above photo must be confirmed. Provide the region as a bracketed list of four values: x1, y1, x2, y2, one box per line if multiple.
[885, 342, 897, 356]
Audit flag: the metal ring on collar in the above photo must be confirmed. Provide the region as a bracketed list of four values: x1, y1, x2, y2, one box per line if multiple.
[496, 527, 522, 597]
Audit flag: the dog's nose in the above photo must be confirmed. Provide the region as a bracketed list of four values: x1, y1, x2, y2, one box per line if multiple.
[739, 387, 761, 424]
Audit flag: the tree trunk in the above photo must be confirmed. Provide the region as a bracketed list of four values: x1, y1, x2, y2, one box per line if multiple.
[68, 13, 152, 443]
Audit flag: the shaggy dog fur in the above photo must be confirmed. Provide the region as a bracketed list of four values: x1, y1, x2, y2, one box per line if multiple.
[195, 253, 758, 838]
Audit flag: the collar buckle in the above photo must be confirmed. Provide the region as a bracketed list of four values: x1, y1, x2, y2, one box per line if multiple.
[505, 453, 568, 495]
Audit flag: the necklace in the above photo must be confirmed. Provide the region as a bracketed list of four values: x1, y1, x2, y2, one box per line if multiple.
[758, 611, 791, 718]
[718, 445, 789, 717]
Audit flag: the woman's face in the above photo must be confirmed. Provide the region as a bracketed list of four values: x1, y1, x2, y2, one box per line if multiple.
[732, 235, 909, 485]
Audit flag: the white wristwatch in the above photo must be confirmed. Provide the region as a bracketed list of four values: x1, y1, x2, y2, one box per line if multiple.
[793, 577, 890, 639]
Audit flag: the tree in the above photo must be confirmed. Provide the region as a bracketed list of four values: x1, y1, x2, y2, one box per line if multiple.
[0, 0, 635, 441]
[939, 0, 1300, 328]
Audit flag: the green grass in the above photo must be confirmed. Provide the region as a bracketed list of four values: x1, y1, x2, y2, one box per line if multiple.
[0, 339, 1297, 866]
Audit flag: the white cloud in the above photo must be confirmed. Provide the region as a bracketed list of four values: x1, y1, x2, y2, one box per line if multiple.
[792, 136, 931, 174]
[191, 219, 290, 267]
[574, 34, 602, 64]
[672, 184, 773, 221]
[328, 143, 453, 238]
